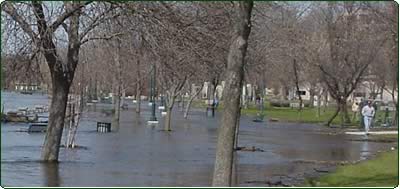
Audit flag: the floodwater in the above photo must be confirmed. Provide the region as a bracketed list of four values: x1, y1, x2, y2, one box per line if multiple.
[1, 91, 49, 112]
[1, 92, 396, 186]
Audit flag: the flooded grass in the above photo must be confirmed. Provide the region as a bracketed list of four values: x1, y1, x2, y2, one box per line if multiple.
[305, 150, 399, 187]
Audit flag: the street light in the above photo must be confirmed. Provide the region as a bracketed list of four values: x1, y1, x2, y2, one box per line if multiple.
[148, 63, 157, 123]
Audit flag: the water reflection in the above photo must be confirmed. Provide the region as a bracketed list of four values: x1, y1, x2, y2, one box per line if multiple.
[330, 148, 348, 160]
[42, 162, 61, 187]
[360, 140, 370, 160]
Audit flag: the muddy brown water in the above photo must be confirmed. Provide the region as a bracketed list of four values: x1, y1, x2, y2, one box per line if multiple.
[1, 92, 396, 186]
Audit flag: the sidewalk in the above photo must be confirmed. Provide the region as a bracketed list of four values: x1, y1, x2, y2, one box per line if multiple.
[345, 131, 398, 135]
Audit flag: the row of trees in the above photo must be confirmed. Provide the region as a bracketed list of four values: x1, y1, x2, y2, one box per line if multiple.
[2, 1, 397, 186]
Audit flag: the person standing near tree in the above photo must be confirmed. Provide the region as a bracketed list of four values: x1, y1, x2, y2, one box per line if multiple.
[362, 100, 375, 135]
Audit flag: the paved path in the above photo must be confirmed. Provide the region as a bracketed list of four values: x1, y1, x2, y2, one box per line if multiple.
[345, 131, 398, 135]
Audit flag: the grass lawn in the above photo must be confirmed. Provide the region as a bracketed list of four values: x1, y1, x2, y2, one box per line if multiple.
[304, 150, 399, 187]
[191, 99, 392, 126]
[243, 102, 393, 126]
[243, 106, 342, 124]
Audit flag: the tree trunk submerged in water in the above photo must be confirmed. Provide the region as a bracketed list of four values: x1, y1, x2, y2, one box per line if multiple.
[3, 2, 117, 162]
[42, 76, 71, 161]
[112, 91, 121, 131]
[183, 96, 195, 119]
[112, 38, 122, 131]
[40, 2, 81, 161]
[136, 54, 142, 114]
[164, 107, 173, 131]
[184, 84, 203, 119]
[135, 75, 141, 114]
[212, 1, 253, 187]
[164, 91, 177, 131]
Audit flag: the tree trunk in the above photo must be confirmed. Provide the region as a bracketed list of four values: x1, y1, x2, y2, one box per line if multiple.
[340, 100, 351, 127]
[379, 85, 384, 100]
[282, 84, 289, 100]
[293, 58, 303, 111]
[164, 107, 173, 131]
[233, 106, 242, 150]
[180, 93, 185, 112]
[230, 155, 238, 186]
[316, 92, 321, 118]
[70, 97, 82, 148]
[323, 90, 328, 113]
[325, 100, 340, 127]
[391, 86, 398, 127]
[120, 88, 125, 108]
[184, 84, 203, 119]
[65, 102, 72, 148]
[112, 81, 121, 130]
[242, 85, 248, 109]
[42, 79, 70, 161]
[212, 2, 253, 186]
[340, 102, 345, 127]
[183, 97, 194, 119]
[66, 102, 75, 148]
[43, 162, 60, 187]
[390, 2, 399, 128]
[136, 81, 141, 114]
[309, 84, 315, 108]
[112, 41, 122, 131]
[135, 54, 141, 114]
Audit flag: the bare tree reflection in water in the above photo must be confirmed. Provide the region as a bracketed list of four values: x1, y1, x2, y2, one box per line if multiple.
[42, 162, 61, 187]
[361, 141, 370, 160]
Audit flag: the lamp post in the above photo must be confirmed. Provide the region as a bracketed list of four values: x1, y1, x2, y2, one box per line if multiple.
[149, 63, 157, 122]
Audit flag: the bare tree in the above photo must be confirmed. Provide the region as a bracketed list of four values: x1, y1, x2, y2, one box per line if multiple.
[183, 82, 204, 119]
[2, 2, 117, 161]
[212, 1, 253, 186]
[367, 2, 398, 126]
[314, 2, 387, 126]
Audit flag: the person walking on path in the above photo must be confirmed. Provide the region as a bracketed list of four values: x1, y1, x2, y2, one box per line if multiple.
[362, 101, 375, 135]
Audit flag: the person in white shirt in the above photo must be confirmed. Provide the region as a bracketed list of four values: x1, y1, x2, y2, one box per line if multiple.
[361, 101, 375, 135]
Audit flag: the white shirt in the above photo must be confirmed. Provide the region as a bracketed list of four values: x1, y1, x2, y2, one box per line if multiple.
[362, 105, 375, 117]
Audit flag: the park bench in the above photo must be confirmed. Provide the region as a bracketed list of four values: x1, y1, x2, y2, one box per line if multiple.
[28, 123, 47, 132]
[97, 122, 111, 133]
